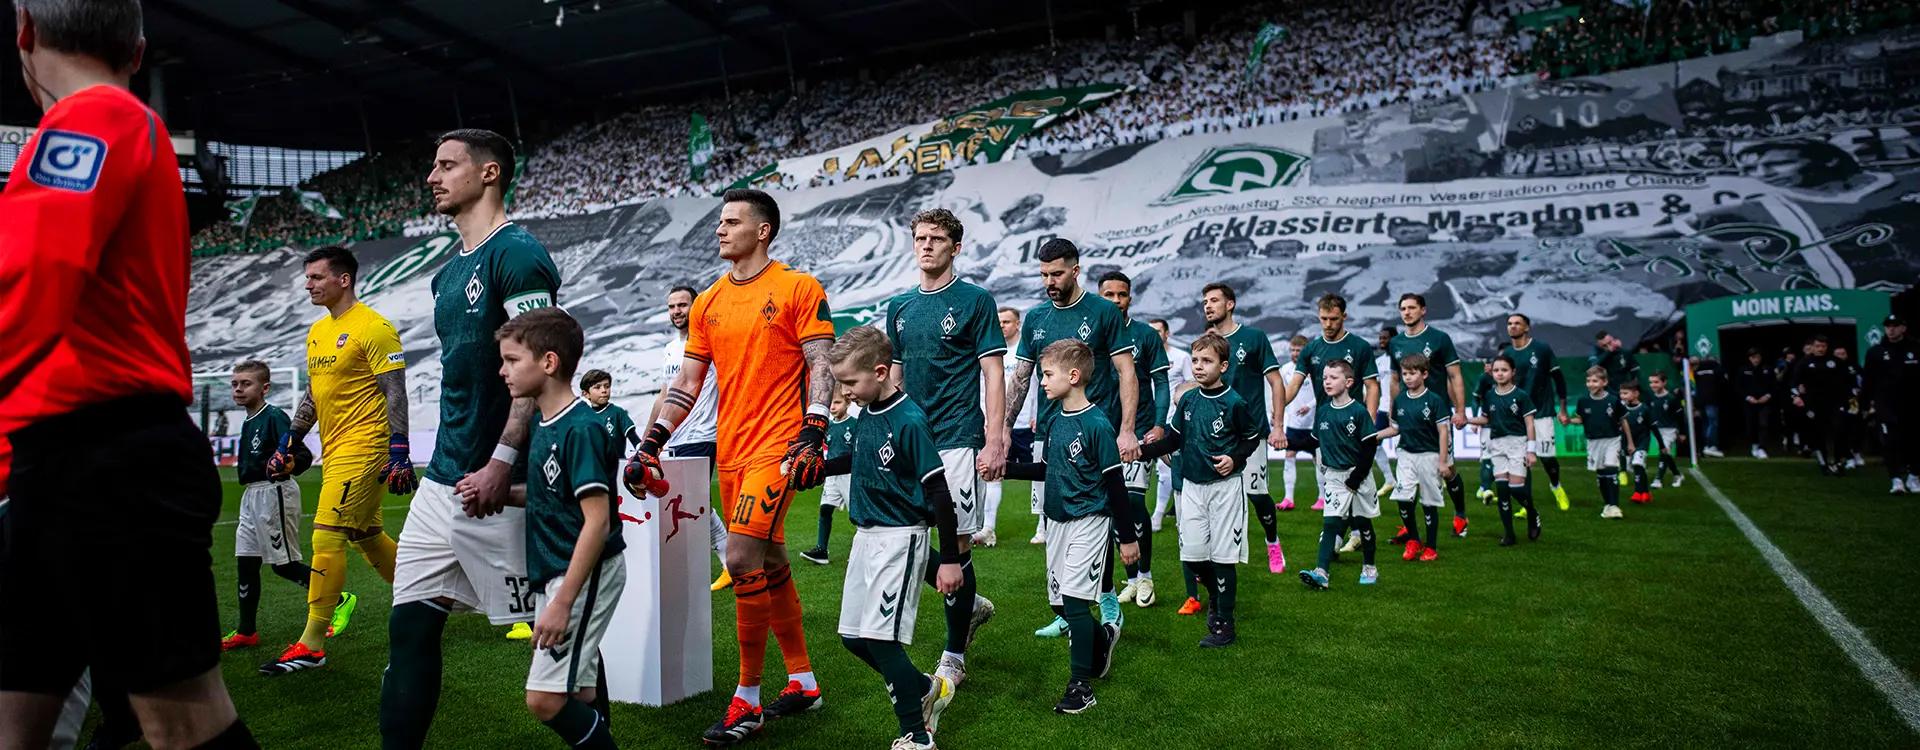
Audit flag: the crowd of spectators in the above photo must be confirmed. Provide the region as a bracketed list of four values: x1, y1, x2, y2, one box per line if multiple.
[1515, 0, 1916, 80]
[192, 147, 432, 255]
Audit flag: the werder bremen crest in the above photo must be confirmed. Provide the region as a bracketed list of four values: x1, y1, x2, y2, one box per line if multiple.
[1154, 144, 1308, 206]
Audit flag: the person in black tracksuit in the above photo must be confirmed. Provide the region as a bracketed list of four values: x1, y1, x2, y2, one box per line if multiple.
[1864, 316, 1919, 493]
[1737, 348, 1777, 458]
[1790, 335, 1859, 475]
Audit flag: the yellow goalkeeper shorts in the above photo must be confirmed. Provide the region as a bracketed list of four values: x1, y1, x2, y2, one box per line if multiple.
[316, 452, 387, 532]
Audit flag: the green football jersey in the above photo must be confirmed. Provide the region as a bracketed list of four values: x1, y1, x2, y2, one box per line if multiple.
[1502, 340, 1564, 414]
[1387, 325, 1460, 392]
[825, 414, 855, 459]
[525, 398, 626, 588]
[1576, 392, 1626, 440]
[1622, 402, 1654, 450]
[1168, 385, 1263, 485]
[237, 404, 291, 484]
[592, 403, 637, 455]
[846, 392, 944, 529]
[1038, 404, 1122, 523]
[1481, 385, 1535, 438]
[1591, 346, 1638, 392]
[1647, 389, 1683, 428]
[1312, 398, 1375, 470]
[1123, 319, 1171, 439]
[1391, 388, 1452, 455]
[888, 279, 1005, 451]
[1219, 323, 1279, 432]
[1016, 290, 1134, 435]
[1297, 331, 1379, 405]
[427, 223, 562, 485]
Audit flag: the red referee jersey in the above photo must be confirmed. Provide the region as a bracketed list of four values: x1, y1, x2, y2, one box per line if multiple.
[0, 85, 193, 436]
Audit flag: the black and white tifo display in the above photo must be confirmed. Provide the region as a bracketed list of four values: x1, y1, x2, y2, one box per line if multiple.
[188, 27, 1919, 421]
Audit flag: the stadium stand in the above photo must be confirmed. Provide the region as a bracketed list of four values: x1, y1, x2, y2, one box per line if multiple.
[1516, 0, 1916, 79]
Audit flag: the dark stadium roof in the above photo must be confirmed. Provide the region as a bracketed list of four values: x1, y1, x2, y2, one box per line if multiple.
[0, 0, 1210, 150]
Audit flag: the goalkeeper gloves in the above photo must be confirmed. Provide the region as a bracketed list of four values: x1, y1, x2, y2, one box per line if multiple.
[782, 413, 830, 491]
[623, 423, 674, 498]
[266, 434, 296, 482]
[379, 433, 419, 495]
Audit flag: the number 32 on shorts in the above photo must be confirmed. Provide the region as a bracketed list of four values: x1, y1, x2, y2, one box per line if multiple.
[503, 575, 536, 615]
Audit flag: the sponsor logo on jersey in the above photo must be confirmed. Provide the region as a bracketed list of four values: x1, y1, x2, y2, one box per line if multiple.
[27, 130, 107, 192]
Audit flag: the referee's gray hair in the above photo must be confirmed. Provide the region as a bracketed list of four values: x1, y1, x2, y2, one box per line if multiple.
[15, 0, 144, 72]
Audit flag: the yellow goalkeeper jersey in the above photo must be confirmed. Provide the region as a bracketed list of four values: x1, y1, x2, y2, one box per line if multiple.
[306, 302, 406, 459]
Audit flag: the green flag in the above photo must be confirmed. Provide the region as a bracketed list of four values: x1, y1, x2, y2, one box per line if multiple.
[1245, 23, 1289, 80]
[504, 153, 528, 209]
[1517, 5, 1582, 29]
[225, 194, 262, 227]
[724, 162, 781, 193]
[690, 113, 715, 182]
[916, 84, 1129, 166]
[296, 190, 343, 220]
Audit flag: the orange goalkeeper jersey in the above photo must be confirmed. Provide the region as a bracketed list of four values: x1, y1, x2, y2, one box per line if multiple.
[684, 260, 835, 469]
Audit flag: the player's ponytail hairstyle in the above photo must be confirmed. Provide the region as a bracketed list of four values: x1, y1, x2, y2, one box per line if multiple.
[495, 308, 584, 379]
[829, 326, 892, 371]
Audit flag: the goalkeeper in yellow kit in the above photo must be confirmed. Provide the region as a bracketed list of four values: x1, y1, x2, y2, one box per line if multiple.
[259, 246, 418, 676]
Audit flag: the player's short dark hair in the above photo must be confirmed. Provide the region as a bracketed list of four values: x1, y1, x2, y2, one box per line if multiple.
[1509, 313, 1531, 326]
[997, 306, 1019, 319]
[1191, 332, 1229, 362]
[1649, 370, 1668, 382]
[302, 245, 359, 283]
[437, 129, 517, 186]
[1399, 353, 1430, 373]
[1584, 366, 1607, 380]
[17, 0, 144, 72]
[495, 308, 585, 379]
[1149, 318, 1169, 330]
[1398, 293, 1427, 309]
[1619, 379, 1641, 394]
[579, 369, 612, 391]
[1097, 270, 1131, 290]
[1326, 358, 1356, 378]
[233, 360, 272, 383]
[667, 285, 698, 301]
[1035, 238, 1079, 264]
[911, 208, 965, 244]
[1381, 325, 1397, 336]
[1594, 330, 1611, 342]
[1492, 354, 1517, 370]
[1746, 347, 1762, 357]
[1317, 293, 1347, 313]
[1041, 338, 1094, 378]
[1812, 333, 1829, 344]
[1202, 283, 1236, 303]
[829, 325, 893, 371]
[723, 189, 782, 242]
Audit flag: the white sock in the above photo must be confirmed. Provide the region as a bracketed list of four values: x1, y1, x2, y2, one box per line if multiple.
[710, 513, 729, 558]
[790, 671, 817, 691]
[1140, 570, 1153, 580]
[941, 651, 964, 666]
[734, 684, 761, 705]
[1153, 470, 1173, 518]
[1283, 454, 1298, 500]
[982, 480, 1002, 533]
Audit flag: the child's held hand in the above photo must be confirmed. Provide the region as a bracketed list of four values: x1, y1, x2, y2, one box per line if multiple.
[533, 601, 570, 650]
[1211, 455, 1234, 476]
[1119, 542, 1140, 567]
[936, 563, 964, 594]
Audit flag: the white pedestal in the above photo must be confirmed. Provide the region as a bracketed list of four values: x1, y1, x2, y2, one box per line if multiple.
[603, 456, 713, 706]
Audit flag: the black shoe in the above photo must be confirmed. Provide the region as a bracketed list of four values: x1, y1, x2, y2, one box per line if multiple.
[1498, 534, 1518, 547]
[799, 546, 830, 565]
[1387, 530, 1417, 546]
[762, 682, 823, 719]
[1091, 622, 1120, 678]
[1054, 680, 1097, 714]
[702, 698, 765, 745]
[1526, 513, 1541, 541]
[1200, 616, 1236, 648]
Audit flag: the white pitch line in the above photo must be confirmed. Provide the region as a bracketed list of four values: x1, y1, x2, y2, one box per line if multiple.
[215, 503, 411, 527]
[1690, 467, 1920, 733]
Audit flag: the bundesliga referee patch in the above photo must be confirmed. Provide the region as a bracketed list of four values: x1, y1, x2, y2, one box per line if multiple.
[27, 130, 108, 192]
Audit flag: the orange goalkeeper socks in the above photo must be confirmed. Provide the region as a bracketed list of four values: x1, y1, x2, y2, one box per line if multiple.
[733, 569, 771, 691]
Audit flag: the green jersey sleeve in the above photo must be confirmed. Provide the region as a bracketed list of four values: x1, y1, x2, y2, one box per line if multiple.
[899, 416, 944, 484]
[1092, 416, 1122, 473]
[494, 241, 561, 317]
[1015, 305, 1042, 363]
[971, 291, 1006, 359]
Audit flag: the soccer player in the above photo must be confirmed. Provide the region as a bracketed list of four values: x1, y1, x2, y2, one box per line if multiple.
[222, 361, 317, 651]
[1863, 315, 1919, 494]
[1647, 371, 1686, 489]
[1737, 347, 1776, 458]
[1467, 356, 1539, 546]
[1299, 360, 1395, 590]
[1500, 315, 1570, 510]
[260, 245, 411, 676]
[623, 189, 836, 745]
[1138, 333, 1264, 646]
[1200, 283, 1287, 573]
[1150, 317, 1192, 530]
[654, 285, 732, 590]
[495, 309, 625, 750]
[1278, 336, 1319, 511]
[1001, 340, 1139, 713]
[801, 387, 856, 563]
[1591, 331, 1640, 392]
[1098, 272, 1169, 609]
[0, 2, 256, 743]
[1006, 239, 1141, 631]
[820, 326, 962, 750]
[1571, 367, 1633, 518]
[1280, 295, 1380, 548]
[980, 306, 1036, 547]
[885, 208, 1004, 687]
[1386, 295, 1468, 538]
[1790, 334, 1857, 476]
[1388, 355, 1453, 561]
[381, 129, 563, 749]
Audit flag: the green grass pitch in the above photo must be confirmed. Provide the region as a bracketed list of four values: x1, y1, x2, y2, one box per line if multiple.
[83, 459, 1919, 748]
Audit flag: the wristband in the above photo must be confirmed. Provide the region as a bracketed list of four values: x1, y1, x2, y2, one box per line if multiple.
[492, 445, 520, 465]
[1525, 440, 1539, 453]
[807, 403, 831, 419]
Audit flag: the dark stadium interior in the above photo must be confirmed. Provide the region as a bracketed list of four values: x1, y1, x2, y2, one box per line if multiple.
[0, 0, 1235, 149]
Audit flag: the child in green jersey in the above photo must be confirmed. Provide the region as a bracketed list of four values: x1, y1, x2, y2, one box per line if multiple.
[1647, 371, 1686, 489]
[1386, 354, 1453, 561]
[1570, 367, 1634, 518]
[1300, 359, 1398, 589]
[1467, 355, 1540, 546]
[1619, 380, 1657, 504]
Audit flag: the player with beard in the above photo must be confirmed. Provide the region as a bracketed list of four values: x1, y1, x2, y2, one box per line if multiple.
[381, 129, 563, 749]
[1385, 294, 1469, 541]
[654, 285, 731, 592]
[1200, 284, 1288, 574]
[1502, 314, 1570, 511]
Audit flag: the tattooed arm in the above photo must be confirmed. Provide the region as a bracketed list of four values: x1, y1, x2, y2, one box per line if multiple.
[456, 396, 539, 517]
[376, 370, 409, 438]
[804, 338, 836, 411]
[648, 357, 711, 432]
[1006, 358, 1034, 430]
[290, 389, 318, 439]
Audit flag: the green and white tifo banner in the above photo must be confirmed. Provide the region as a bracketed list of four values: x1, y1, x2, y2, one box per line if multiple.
[730, 84, 1130, 189]
[187, 27, 1918, 427]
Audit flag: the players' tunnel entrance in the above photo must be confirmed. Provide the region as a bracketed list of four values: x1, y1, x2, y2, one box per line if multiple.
[1685, 290, 1891, 454]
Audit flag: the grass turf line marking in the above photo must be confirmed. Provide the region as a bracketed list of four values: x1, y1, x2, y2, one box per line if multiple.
[214, 503, 411, 527]
[1690, 467, 1920, 734]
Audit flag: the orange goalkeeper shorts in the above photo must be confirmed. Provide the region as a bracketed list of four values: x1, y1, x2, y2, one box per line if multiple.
[719, 457, 793, 545]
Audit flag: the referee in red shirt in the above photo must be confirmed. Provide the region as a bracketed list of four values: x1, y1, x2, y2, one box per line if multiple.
[0, 2, 256, 747]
